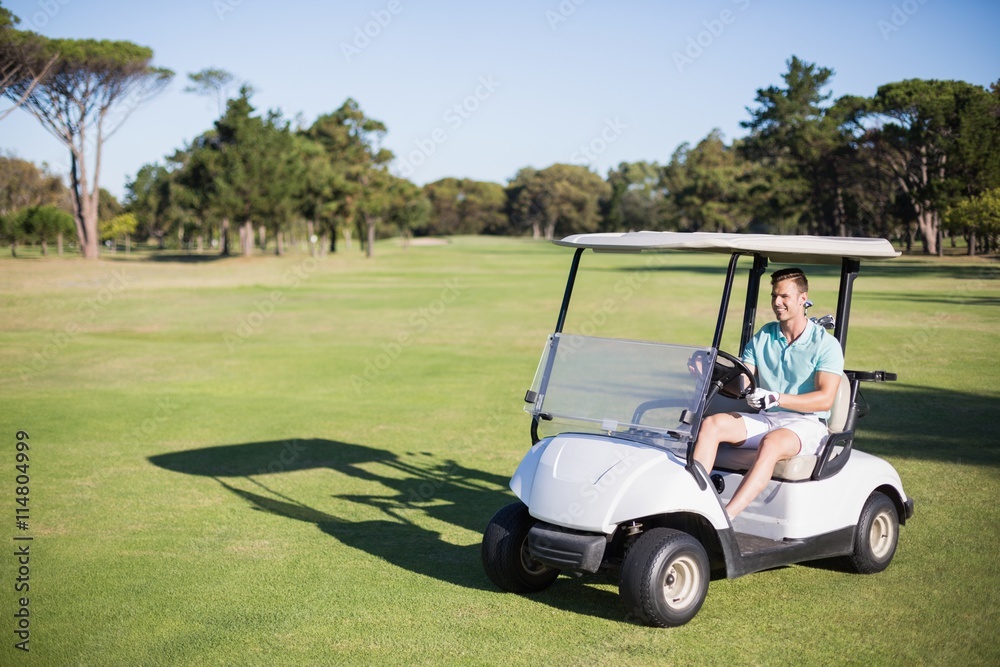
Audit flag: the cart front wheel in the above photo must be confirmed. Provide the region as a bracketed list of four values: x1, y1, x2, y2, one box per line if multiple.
[620, 528, 709, 627]
[481, 502, 559, 593]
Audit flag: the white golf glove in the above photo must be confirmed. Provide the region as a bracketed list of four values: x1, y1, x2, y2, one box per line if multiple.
[746, 388, 780, 411]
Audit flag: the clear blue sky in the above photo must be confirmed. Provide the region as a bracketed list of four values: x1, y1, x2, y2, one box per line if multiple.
[2, 0, 998, 200]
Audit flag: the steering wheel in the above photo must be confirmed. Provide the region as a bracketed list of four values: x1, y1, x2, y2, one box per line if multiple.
[712, 350, 756, 399]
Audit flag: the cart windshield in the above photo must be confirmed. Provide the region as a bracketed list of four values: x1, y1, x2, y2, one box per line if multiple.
[525, 334, 715, 448]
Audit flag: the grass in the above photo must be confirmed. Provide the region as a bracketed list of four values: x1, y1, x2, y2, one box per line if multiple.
[1, 236, 999, 666]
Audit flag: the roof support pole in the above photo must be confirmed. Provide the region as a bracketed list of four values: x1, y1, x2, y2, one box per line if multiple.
[834, 257, 860, 353]
[554, 248, 585, 334]
[740, 254, 769, 355]
[712, 253, 742, 349]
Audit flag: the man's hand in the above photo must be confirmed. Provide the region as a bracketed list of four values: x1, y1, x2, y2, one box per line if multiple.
[746, 388, 780, 411]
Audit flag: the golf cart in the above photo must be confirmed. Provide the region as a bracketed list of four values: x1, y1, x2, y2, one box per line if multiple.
[481, 232, 914, 627]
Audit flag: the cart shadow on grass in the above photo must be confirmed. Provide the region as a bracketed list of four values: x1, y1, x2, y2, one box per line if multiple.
[148, 439, 626, 622]
[147, 381, 997, 623]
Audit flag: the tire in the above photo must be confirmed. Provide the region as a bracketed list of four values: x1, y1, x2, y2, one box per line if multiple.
[845, 491, 899, 574]
[481, 502, 559, 593]
[619, 528, 710, 627]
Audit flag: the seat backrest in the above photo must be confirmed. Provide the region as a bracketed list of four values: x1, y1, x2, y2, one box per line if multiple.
[712, 373, 854, 482]
[826, 372, 852, 433]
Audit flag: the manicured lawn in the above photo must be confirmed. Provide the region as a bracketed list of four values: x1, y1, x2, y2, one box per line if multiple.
[1, 236, 998, 666]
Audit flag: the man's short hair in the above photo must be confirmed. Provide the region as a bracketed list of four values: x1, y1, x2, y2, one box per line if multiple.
[771, 267, 808, 293]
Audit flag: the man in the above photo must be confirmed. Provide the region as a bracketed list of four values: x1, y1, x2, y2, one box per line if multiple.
[692, 267, 844, 520]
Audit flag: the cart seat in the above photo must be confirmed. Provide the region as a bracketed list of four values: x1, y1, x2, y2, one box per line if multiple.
[713, 444, 844, 482]
[711, 373, 851, 482]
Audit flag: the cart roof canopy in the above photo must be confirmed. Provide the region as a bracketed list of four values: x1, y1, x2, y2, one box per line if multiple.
[555, 231, 900, 264]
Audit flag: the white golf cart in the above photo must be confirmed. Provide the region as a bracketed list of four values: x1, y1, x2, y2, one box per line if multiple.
[481, 232, 914, 627]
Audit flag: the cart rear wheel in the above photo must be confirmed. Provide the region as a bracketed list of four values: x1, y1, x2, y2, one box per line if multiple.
[845, 491, 899, 574]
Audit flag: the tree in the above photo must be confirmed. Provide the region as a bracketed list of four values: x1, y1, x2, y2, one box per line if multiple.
[166, 147, 218, 253]
[99, 211, 138, 253]
[293, 133, 337, 254]
[305, 98, 393, 257]
[865, 79, 999, 254]
[205, 88, 303, 256]
[505, 167, 541, 238]
[422, 178, 506, 235]
[126, 162, 174, 249]
[457, 180, 506, 235]
[1, 203, 73, 256]
[355, 167, 396, 257]
[949, 79, 1000, 203]
[663, 132, 756, 233]
[843, 132, 914, 245]
[1, 27, 172, 258]
[0, 207, 27, 256]
[0, 153, 66, 217]
[604, 161, 666, 232]
[184, 67, 237, 116]
[170, 136, 231, 254]
[24, 204, 74, 255]
[944, 187, 1000, 255]
[299, 111, 359, 252]
[422, 178, 463, 234]
[507, 164, 610, 240]
[387, 178, 431, 244]
[740, 56, 852, 234]
[0, 153, 69, 254]
[98, 187, 123, 222]
[0, 5, 57, 121]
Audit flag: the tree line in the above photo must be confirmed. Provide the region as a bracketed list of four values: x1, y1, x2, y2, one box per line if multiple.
[2, 2, 998, 258]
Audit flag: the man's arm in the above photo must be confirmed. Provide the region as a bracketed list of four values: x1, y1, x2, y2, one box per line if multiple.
[742, 362, 755, 394]
[773, 370, 841, 413]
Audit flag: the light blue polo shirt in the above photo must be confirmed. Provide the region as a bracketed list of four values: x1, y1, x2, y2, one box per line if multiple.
[741, 320, 845, 420]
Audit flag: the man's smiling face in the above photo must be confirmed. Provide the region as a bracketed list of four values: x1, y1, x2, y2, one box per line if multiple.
[771, 277, 807, 323]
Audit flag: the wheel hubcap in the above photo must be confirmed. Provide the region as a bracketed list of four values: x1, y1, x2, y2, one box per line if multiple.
[520, 540, 549, 575]
[869, 511, 896, 559]
[662, 555, 700, 610]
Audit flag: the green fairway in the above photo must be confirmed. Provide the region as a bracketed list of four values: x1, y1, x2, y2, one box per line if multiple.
[1, 236, 999, 666]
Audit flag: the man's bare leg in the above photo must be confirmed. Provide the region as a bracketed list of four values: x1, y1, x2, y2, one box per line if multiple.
[725, 428, 800, 519]
[692, 413, 747, 473]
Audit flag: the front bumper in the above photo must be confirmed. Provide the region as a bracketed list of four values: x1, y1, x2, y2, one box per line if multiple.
[527, 523, 607, 573]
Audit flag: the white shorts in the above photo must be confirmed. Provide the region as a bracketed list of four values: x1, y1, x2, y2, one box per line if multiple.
[738, 411, 830, 456]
